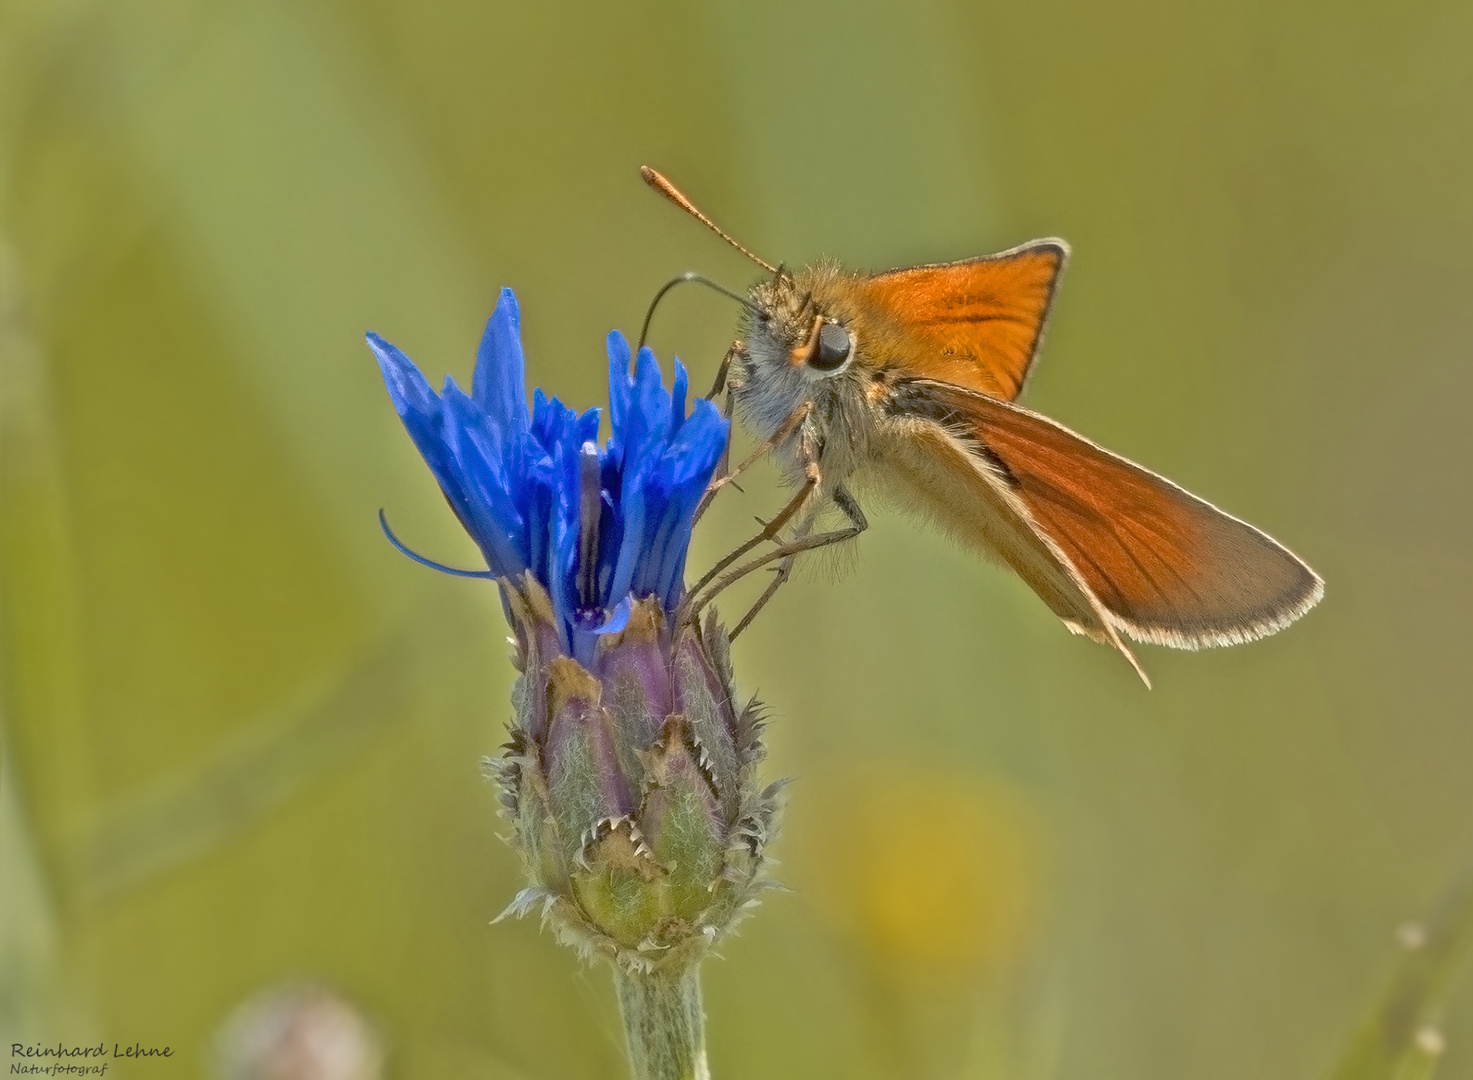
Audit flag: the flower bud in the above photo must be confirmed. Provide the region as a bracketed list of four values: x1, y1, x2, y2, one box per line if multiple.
[494, 584, 778, 972]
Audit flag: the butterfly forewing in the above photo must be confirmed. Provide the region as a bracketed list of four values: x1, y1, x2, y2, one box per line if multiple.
[857, 241, 1067, 402]
[907, 382, 1324, 648]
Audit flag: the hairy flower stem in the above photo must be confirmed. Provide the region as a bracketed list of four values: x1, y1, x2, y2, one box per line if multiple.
[614, 965, 710, 1080]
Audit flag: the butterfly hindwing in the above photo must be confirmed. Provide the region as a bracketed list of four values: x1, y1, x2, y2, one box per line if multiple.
[901, 381, 1324, 648]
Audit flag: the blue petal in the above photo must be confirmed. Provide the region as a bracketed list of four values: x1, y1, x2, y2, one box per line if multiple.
[607, 473, 646, 604]
[471, 289, 530, 435]
[370, 326, 537, 581]
[524, 397, 591, 653]
[548, 437, 584, 653]
[670, 358, 689, 439]
[368, 334, 452, 480]
[606, 332, 633, 460]
[575, 407, 601, 450]
[633, 346, 671, 444]
[596, 596, 632, 635]
[523, 454, 557, 594]
[369, 333, 476, 546]
[531, 390, 581, 457]
[651, 402, 729, 606]
[441, 382, 528, 575]
[669, 397, 730, 477]
[369, 333, 439, 421]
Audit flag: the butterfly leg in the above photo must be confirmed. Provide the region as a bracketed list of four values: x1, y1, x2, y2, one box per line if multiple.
[685, 439, 820, 611]
[693, 396, 811, 526]
[705, 339, 739, 400]
[693, 346, 743, 529]
[728, 486, 868, 639]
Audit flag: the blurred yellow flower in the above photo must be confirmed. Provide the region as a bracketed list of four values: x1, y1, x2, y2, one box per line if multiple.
[793, 761, 1044, 982]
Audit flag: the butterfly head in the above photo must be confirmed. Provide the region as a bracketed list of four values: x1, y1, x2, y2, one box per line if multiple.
[742, 263, 870, 382]
[731, 263, 897, 473]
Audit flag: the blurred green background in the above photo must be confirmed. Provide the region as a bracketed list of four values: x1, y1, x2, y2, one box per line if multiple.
[3, 0, 1472, 1077]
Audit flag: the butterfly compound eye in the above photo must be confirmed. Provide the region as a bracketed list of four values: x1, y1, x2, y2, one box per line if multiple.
[810, 321, 852, 371]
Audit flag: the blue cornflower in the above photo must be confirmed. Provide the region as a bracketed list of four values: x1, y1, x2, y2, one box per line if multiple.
[368, 288, 729, 663]
[369, 289, 781, 1062]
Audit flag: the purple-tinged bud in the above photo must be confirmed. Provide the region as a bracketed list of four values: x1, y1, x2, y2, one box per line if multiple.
[493, 580, 779, 973]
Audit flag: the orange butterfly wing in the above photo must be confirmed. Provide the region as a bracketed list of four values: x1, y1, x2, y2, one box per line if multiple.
[890, 381, 1323, 651]
[856, 240, 1067, 402]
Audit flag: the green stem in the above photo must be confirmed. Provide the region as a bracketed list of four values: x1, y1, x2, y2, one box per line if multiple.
[613, 964, 710, 1080]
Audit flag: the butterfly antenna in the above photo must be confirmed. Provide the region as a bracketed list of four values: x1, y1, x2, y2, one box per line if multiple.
[638, 272, 767, 350]
[641, 166, 779, 275]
